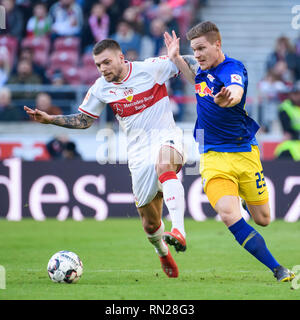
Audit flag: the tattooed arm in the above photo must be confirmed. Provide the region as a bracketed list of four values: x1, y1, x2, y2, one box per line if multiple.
[51, 113, 94, 129]
[24, 106, 94, 129]
[181, 55, 199, 79]
[171, 54, 199, 85]
[164, 31, 199, 84]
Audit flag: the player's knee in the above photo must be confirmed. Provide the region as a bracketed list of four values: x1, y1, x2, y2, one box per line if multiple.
[259, 218, 270, 227]
[219, 212, 235, 226]
[254, 212, 270, 227]
[216, 205, 237, 226]
[155, 163, 176, 177]
[250, 205, 271, 227]
[140, 213, 160, 234]
[143, 220, 161, 234]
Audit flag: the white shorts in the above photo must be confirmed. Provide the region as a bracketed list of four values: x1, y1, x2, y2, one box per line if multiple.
[129, 128, 186, 207]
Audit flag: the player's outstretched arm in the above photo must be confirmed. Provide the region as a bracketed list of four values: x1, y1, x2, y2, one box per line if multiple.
[164, 31, 198, 84]
[24, 106, 94, 129]
[214, 85, 244, 108]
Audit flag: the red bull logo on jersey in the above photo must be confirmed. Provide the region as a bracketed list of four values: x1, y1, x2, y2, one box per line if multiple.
[195, 82, 214, 98]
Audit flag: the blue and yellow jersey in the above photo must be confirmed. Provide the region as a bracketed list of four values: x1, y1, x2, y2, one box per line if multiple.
[194, 55, 259, 153]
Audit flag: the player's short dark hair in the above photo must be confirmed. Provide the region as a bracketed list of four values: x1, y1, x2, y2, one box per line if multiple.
[186, 21, 221, 44]
[92, 39, 122, 56]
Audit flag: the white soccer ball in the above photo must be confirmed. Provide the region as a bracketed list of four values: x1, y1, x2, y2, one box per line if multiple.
[47, 250, 83, 283]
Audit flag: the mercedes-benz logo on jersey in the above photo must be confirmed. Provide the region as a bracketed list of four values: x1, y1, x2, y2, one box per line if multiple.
[113, 103, 123, 115]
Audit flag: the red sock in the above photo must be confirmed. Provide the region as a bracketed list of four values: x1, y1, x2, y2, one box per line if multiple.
[158, 171, 185, 237]
[158, 171, 177, 184]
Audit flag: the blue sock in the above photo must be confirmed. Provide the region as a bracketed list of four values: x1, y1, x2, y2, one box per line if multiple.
[228, 218, 280, 272]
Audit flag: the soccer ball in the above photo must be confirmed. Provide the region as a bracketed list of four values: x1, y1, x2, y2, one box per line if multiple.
[47, 250, 83, 283]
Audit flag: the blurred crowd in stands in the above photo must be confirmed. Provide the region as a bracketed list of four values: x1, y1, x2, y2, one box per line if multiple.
[0, 0, 201, 122]
[258, 35, 300, 160]
[46, 135, 82, 159]
[0, 0, 299, 160]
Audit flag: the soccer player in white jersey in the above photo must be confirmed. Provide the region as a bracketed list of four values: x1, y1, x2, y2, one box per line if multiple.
[24, 39, 186, 278]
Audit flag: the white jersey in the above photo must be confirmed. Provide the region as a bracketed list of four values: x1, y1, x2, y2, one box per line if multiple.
[78, 56, 180, 156]
[78, 56, 184, 206]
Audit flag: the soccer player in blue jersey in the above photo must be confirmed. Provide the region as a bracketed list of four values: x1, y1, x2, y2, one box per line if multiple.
[164, 21, 295, 282]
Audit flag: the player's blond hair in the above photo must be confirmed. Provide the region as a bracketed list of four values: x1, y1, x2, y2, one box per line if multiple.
[186, 21, 221, 44]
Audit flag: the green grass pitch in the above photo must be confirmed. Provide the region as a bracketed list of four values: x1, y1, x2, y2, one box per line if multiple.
[0, 218, 299, 300]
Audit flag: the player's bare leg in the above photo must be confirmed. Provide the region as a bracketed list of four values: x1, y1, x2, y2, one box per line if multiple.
[138, 192, 163, 235]
[156, 146, 186, 252]
[246, 202, 271, 227]
[137, 193, 179, 278]
[213, 189, 294, 282]
[214, 195, 242, 227]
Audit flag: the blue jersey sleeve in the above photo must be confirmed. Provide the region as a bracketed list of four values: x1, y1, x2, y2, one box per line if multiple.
[218, 61, 246, 89]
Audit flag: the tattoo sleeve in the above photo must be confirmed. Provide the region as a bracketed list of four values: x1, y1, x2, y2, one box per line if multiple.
[181, 55, 199, 76]
[51, 113, 95, 129]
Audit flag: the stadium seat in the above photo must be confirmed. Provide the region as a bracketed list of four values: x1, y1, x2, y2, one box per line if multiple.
[50, 50, 79, 70]
[0, 35, 18, 55]
[33, 49, 49, 67]
[176, 8, 191, 39]
[0, 35, 18, 67]
[53, 37, 80, 52]
[79, 65, 100, 85]
[0, 46, 12, 68]
[82, 53, 95, 67]
[63, 67, 81, 85]
[21, 36, 50, 54]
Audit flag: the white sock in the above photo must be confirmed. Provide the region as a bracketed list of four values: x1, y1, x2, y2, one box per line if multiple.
[146, 220, 168, 257]
[159, 172, 186, 238]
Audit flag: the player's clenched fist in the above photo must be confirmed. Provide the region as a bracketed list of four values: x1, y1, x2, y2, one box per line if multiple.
[24, 106, 53, 124]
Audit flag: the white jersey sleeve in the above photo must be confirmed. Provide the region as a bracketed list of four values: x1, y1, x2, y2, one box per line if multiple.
[143, 56, 179, 85]
[78, 84, 106, 119]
